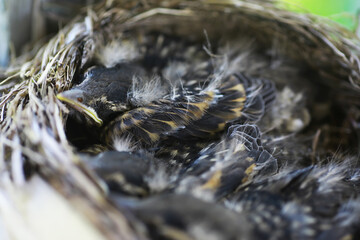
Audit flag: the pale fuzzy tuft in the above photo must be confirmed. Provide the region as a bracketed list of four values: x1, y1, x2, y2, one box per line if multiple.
[217, 39, 267, 76]
[144, 165, 175, 193]
[112, 137, 134, 152]
[162, 61, 191, 82]
[202, 68, 225, 93]
[129, 76, 167, 106]
[349, 169, 360, 182]
[314, 164, 348, 194]
[96, 40, 140, 68]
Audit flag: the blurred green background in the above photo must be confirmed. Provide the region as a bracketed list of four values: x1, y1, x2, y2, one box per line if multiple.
[280, 0, 360, 31]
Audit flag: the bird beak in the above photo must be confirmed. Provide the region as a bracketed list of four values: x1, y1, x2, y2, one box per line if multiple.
[57, 93, 103, 126]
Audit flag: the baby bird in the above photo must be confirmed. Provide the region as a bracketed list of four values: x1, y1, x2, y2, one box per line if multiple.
[174, 124, 277, 201]
[85, 150, 176, 197]
[57, 62, 276, 151]
[84, 124, 278, 201]
[57, 63, 145, 126]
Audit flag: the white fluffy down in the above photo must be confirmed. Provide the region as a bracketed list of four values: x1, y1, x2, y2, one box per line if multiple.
[128, 76, 167, 106]
[112, 136, 135, 152]
[96, 40, 140, 68]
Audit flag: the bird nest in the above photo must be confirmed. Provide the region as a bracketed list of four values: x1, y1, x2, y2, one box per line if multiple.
[1, 0, 360, 239]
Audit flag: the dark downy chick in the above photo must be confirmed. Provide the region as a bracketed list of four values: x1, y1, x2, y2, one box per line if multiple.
[174, 124, 277, 201]
[84, 151, 175, 197]
[57, 63, 146, 126]
[84, 124, 278, 200]
[58, 62, 276, 150]
[224, 162, 360, 240]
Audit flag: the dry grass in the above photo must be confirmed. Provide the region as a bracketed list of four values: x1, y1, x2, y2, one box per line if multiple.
[0, 0, 360, 239]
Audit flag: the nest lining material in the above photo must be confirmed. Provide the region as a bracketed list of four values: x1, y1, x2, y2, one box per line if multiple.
[1, 1, 360, 239]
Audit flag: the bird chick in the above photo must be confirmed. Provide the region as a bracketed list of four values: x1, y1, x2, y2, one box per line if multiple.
[224, 161, 360, 240]
[85, 150, 175, 197]
[57, 63, 147, 126]
[175, 124, 277, 201]
[59, 68, 275, 150]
